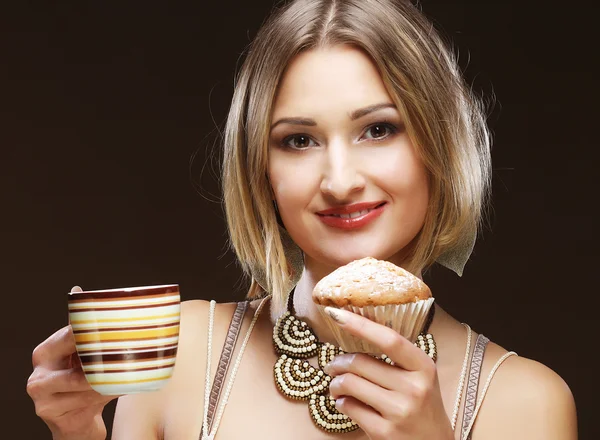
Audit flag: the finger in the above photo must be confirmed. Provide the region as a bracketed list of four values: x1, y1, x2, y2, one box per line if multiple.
[334, 396, 389, 436]
[66, 287, 84, 369]
[329, 373, 397, 416]
[325, 353, 400, 390]
[37, 367, 93, 395]
[54, 389, 119, 413]
[36, 389, 116, 420]
[32, 325, 78, 370]
[324, 307, 429, 371]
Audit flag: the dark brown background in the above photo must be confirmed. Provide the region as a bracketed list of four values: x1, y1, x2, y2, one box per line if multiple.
[2, 0, 597, 438]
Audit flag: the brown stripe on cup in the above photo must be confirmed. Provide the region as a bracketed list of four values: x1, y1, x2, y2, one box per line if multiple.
[79, 347, 179, 365]
[68, 300, 180, 313]
[76, 343, 179, 356]
[83, 361, 177, 375]
[69, 284, 179, 299]
[73, 321, 180, 334]
[69, 292, 176, 304]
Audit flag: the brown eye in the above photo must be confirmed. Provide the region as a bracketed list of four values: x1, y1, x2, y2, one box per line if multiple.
[281, 134, 316, 150]
[363, 123, 397, 141]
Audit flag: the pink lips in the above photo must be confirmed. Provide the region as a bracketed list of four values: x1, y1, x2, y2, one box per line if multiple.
[316, 202, 386, 230]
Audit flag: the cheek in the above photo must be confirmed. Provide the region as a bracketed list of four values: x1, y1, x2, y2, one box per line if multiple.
[369, 146, 429, 201]
[268, 150, 320, 209]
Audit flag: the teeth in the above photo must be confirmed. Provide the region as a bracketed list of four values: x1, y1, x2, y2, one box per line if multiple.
[332, 209, 371, 219]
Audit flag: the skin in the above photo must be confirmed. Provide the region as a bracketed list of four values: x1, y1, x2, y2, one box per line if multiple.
[27, 45, 578, 439]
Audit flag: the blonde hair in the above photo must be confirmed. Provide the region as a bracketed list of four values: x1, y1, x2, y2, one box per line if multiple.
[221, 0, 492, 313]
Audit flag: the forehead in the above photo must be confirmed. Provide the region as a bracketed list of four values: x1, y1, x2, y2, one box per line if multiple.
[272, 45, 393, 118]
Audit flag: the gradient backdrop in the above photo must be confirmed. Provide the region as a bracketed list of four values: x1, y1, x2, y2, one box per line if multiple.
[2, 1, 596, 438]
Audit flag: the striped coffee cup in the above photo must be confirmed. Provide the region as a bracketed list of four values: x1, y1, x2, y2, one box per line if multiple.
[68, 284, 180, 395]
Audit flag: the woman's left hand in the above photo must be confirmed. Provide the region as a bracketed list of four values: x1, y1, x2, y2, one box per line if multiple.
[323, 307, 454, 440]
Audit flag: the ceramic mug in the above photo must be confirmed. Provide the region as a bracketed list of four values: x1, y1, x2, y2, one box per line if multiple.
[67, 284, 181, 395]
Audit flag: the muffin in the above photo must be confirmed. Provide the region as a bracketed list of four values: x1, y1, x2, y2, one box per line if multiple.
[312, 257, 434, 354]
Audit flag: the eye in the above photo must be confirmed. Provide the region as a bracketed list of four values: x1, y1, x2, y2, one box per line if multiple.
[278, 121, 400, 150]
[362, 123, 398, 142]
[280, 134, 317, 150]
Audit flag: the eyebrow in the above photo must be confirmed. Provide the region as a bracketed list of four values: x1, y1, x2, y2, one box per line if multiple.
[270, 102, 397, 130]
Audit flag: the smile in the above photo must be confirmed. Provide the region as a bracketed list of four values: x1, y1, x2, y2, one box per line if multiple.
[317, 203, 386, 230]
[328, 208, 375, 219]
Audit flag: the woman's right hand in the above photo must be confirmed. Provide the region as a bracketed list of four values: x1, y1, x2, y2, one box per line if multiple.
[26, 286, 119, 440]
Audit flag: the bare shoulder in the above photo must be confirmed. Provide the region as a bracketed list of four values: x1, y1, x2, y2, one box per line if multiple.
[177, 297, 242, 353]
[113, 298, 241, 439]
[470, 340, 578, 440]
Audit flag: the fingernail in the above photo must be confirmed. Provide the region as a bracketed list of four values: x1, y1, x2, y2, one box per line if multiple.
[325, 307, 346, 324]
[330, 376, 341, 388]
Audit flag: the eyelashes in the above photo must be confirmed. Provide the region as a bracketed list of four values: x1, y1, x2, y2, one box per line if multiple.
[278, 121, 402, 151]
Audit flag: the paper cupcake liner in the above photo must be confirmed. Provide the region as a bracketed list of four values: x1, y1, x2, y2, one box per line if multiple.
[316, 298, 435, 354]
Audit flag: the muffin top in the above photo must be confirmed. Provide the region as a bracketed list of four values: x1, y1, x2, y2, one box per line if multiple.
[312, 257, 432, 307]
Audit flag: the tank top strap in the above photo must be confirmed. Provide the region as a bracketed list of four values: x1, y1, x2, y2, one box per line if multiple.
[459, 333, 518, 440]
[460, 333, 489, 439]
[199, 300, 248, 440]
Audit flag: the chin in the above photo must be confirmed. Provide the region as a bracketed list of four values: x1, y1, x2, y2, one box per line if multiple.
[315, 241, 404, 268]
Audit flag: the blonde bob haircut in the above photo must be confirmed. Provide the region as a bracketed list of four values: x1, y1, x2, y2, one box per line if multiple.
[222, 0, 492, 313]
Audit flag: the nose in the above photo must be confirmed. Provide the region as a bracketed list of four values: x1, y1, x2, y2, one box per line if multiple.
[319, 142, 365, 201]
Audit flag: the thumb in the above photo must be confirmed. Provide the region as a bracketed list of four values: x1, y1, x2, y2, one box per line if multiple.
[68, 285, 83, 326]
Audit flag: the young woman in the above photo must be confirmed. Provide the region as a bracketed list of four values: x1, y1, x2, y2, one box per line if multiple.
[27, 1, 577, 439]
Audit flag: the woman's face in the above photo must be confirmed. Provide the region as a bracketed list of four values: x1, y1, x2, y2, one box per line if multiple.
[267, 45, 429, 269]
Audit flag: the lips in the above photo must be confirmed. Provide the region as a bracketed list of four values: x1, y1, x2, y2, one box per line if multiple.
[316, 201, 386, 216]
[316, 202, 387, 230]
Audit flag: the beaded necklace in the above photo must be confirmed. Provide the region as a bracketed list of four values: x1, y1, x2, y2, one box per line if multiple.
[272, 288, 437, 433]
